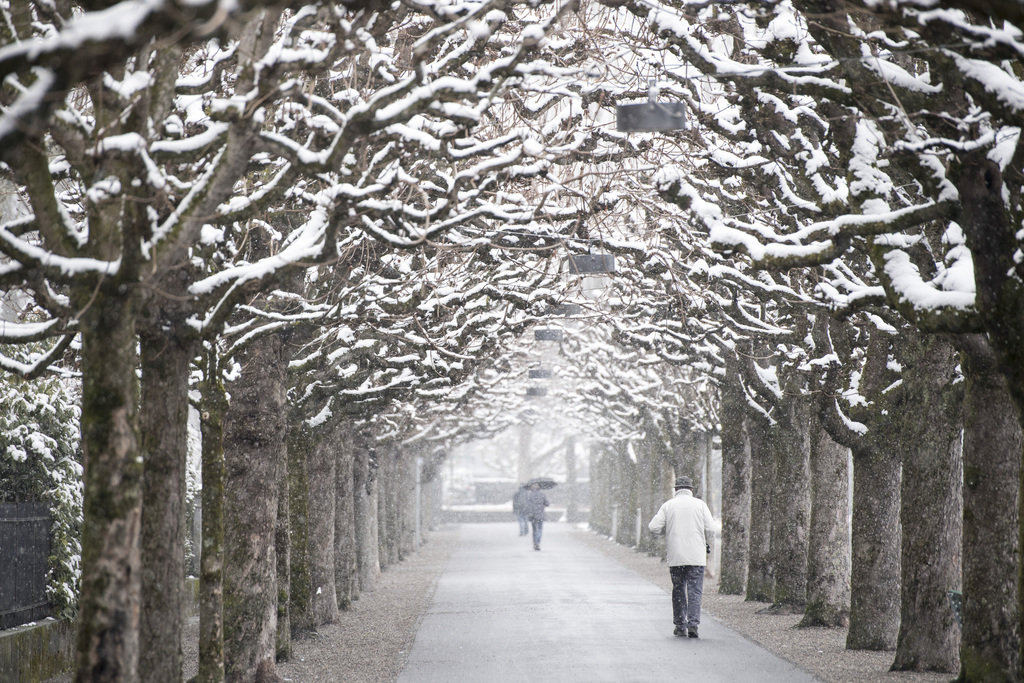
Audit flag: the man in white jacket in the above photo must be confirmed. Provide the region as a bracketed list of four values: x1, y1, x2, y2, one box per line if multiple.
[649, 476, 715, 638]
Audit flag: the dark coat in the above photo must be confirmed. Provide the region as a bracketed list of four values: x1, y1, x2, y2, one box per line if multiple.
[512, 487, 528, 515]
[524, 489, 549, 521]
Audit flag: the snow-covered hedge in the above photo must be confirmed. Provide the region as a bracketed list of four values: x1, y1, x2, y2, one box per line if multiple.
[0, 353, 83, 622]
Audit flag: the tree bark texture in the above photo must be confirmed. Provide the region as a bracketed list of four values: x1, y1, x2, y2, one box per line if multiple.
[952, 151, 1024, 681]
[746, 413, 775, 603]
[75, 298, 142, 683]
[400, 452, 418, 557]
[892, 333, 963, 673]
[820, 325, 901, 652]
[308, 434, 340, 626]
[846, 442, 902, 651]
[353, 440, 381, 592]
[957, 334, 1020, 682]
[720, 356, 752, 595]
[275, 444, 291, 662]
[138, 330, 190, 683]
[800, 416, 850, 627]
[334, 438, 357, 609]
[768, 389, 812, 610]
[377, 449, 396, 570]
[223, 332, 287, 683]
[198, 351, 228, 683]
[286, 422, 312, 634]
[635, 435, 657, 554]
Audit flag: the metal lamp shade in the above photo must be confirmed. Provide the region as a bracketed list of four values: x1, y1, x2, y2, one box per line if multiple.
[616, 102, 688, 132]
[547, 303, 582, 316]
[529, 369, 553, 379]
[534, 328, 563, 341]
[568, 254, 615, 274]
[526, 387, 547, 397]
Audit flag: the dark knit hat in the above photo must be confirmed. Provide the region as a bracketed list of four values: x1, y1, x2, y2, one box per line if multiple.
[674, 476, 694, 490]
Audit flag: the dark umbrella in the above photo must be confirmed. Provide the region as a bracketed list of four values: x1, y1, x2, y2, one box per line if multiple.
[527, 477, 558, 490]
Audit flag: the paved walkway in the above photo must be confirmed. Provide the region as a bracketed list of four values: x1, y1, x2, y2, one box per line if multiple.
[398, 523, 821, 683]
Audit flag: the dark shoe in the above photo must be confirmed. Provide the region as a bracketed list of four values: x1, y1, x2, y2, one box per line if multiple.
[534, 544, 540, 551]
[688, 626, 698, 639]
[673, 626, 686, 637]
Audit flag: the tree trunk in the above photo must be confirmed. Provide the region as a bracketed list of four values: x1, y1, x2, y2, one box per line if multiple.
[705, 431, 716, 517]
[846, 443, 902, 650]
[613, 442, 637, 546]
[635, 434, 656, 553]
[892, 333, 963, 673]
[799, 415, 850, 627]
[746, 413, 775, 603]
[565, 438, 580, 524]
[377, 451, 394, 570]
[400, 451, 417, 557]
[816, 321, 902, 651]
[720, 356, 751, 595]
[334, 437, 357, 609]
[308, 434, 339, 626]
[286, 422, 312, 633]
[517, 423, 532, 482]
[589, 446, 612, 536]
[354, 439, 380, 592]
[957, 334, 1020, 682]
[198, 350, 228, 683]
[139, 329, 190, 682]
[676, 429, 705, 495]
[223, 332, 287, 683]
[275, 445, 290, 662]
[768, 389, 811, 611]
[75, 298, 142, 683]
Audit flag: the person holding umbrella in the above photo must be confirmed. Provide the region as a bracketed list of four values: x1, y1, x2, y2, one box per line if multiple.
[524, 479, 553, 550]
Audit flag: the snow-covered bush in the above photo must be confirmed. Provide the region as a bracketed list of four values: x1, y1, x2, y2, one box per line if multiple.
[0, 350, 83, 622]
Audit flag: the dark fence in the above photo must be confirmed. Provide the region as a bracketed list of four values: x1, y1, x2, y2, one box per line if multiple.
[0, 503, 51, 630]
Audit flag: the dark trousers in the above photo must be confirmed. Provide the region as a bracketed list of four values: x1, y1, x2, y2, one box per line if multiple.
[530, 518, 544, 546]
[670, 565, 705, 628]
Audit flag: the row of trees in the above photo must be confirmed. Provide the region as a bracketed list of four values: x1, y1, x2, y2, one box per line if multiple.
[2, 0, 1023, 681]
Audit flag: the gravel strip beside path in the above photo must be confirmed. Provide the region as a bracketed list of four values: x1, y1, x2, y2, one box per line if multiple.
[276, 525, 460, 682]
[568, 524, 954, 683]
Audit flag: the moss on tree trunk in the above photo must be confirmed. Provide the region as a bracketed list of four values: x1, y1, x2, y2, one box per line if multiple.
[75, 292, 142, 683]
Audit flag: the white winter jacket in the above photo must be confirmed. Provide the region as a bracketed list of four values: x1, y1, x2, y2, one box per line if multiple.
[648, 489, 715, 567]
